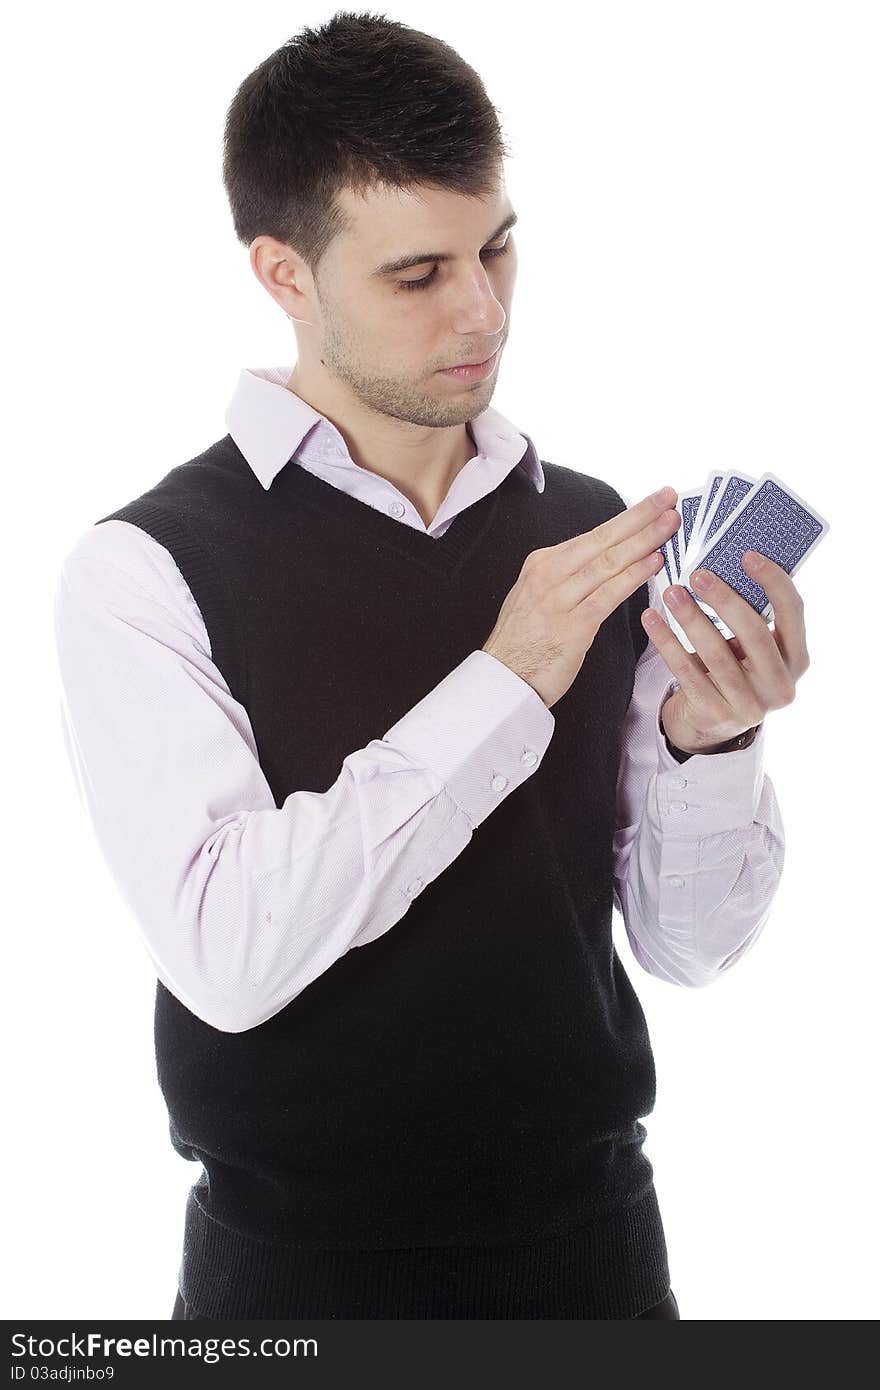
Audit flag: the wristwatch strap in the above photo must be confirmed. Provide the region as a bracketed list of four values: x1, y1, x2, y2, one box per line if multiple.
[664, 723, 761, 763]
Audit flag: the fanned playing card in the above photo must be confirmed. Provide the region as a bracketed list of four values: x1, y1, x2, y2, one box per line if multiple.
[659, 471, 829, 654]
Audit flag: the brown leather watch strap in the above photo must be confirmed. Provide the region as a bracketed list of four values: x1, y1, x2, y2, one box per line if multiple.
[664, 723, 761, 763]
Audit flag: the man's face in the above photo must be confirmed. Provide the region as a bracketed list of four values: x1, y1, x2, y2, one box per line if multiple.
[297, 180, 517, 427]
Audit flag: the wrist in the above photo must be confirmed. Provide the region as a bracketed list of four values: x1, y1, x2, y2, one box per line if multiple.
[661, 710, 760, 759]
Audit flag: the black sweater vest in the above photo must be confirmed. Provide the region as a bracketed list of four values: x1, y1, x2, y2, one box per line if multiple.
[95, 434, 671, 1319]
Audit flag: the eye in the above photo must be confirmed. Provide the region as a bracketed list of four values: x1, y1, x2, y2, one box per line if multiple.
[397, 239, 512, 292]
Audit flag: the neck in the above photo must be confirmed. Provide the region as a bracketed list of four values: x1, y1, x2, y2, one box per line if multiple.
[285, 366, 480, 530]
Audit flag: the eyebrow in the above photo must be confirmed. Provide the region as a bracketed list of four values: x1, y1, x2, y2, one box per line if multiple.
[370, 210, 518, 277]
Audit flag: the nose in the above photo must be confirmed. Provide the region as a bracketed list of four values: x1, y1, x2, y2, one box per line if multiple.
[450, 264, 508, 337]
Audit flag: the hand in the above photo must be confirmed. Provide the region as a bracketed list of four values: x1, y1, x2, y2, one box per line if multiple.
[482, 488, 680, 709]
[641, 552, 810, 754]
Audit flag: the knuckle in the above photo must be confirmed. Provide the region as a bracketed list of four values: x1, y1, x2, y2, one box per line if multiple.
[577, 589, 601, 623]
[594, 546, 619, 579]
[520, 551, 546, 589]
[772, 681, 800, 706]
[519, 570, 543, 603]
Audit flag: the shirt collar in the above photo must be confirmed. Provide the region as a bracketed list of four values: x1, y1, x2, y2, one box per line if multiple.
[224, 365, 545, 494]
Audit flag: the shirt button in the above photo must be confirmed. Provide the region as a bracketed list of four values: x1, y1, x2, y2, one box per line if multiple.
[668, 801, 688, 814]
[520, 749, 538, 766]
[389, 501, 405, 517]
[491, 774, 508, 792]
[668, 876, 685, 888]
[670, 775, 688, 789]
[406, 877, 424, 896]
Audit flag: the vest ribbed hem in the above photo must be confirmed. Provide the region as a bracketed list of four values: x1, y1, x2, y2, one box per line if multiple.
[179, 1184, 670, 1320]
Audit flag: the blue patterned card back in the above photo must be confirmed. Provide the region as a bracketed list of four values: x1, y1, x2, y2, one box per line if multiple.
[680, 472, 829, 619]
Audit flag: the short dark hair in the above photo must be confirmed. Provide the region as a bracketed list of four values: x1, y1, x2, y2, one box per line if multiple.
[221, 9, 512, 279]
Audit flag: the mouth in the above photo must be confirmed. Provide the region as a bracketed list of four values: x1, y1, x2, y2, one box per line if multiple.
[437, 349, 499, 382]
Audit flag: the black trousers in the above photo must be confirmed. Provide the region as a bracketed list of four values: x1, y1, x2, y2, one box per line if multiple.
[171, 1285, 680, 1320]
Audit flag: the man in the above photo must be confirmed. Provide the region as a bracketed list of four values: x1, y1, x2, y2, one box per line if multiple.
[53, 13, 807, 1320]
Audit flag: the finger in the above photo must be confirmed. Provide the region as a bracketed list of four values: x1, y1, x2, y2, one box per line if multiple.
[727, 634, 748, 663]
[687, 567, 773, 651]
[741, 551, 810, 680]
[559, 506, 680, 610]
[660, 586, 763, 721]
[730, 624, 780, 669]
[641, 606, 733, 713]
[687, 563, 800, 702]
[575, 546, 669, 626]
[551, 486, 679, 582]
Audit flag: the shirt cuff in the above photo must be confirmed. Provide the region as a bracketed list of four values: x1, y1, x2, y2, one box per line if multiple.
[653, 678, 767, 837]
[381, 649, 555, 828]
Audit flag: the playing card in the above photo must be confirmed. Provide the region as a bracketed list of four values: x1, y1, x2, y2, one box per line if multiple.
[661, 472, 749, 650]
[686, 472, 726, 570]
[685, 471, 756, 574]
[658, 470, 829, 656]
[681, 471, 829, 616]
[658, 526, 682, 588]
[678, 489, 705, 571]
[659, 488, 700, 586]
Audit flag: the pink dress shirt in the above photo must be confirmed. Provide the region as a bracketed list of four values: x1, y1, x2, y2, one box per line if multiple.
[52, 365, 784, 1032]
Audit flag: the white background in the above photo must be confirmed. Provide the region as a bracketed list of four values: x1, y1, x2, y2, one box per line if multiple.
[4, 0, 877, 1320]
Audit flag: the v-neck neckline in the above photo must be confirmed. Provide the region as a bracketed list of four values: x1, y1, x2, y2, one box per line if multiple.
[268, 450, 525, 581]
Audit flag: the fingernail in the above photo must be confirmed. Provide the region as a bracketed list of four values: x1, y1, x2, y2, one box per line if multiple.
[691, 570, 711, 590]
[652, 486, 674, 507]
